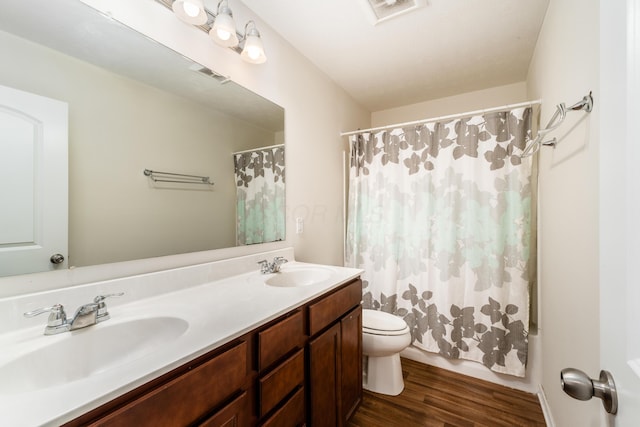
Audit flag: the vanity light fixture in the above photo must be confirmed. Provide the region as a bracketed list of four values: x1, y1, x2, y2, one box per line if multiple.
[240, 21, 266, 64]
[209, 0, 239, 47]
[172, 0, 207, 25]
[162, 0, 267, 64]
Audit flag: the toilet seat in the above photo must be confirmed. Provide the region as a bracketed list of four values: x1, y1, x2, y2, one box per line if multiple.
[363, 309, 410, 336]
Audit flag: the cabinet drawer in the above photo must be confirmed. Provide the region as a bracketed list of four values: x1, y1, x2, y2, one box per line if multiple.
[200, 391, 249, 427]
[259, 349, 304, 417]
[260, 387, 305, 427]
[308, 279, 362, 336]
[259, 310, 303, 371]
[90, 341, 248, 426]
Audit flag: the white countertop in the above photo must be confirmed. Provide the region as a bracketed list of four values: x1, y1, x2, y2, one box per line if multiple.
[0, 251, 362, 426]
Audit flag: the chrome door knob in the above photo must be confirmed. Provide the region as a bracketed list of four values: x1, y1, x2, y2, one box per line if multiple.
[50, 253, 65, 264]
[561, 368, 618, 414]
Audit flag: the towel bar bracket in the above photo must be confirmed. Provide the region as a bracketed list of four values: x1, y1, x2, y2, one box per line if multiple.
[521, 91, 593, 157]
[143, 169, 214, 186]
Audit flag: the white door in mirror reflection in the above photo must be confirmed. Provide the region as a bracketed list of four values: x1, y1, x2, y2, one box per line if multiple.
[0, 85, 68, 277]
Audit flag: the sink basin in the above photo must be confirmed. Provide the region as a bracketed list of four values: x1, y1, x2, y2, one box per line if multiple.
[265, 267, 333, 287]
[0, 316, 189, 394]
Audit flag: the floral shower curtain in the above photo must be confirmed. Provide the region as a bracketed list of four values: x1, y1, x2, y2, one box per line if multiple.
[345, 107, 536, 377]
[234, 145, 285, 245]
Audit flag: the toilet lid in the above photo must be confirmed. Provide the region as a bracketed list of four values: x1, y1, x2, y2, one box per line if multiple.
[362, 309, 409, 335]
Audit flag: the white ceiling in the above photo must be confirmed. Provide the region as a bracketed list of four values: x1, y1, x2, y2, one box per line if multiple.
[239, 0, 549, 112]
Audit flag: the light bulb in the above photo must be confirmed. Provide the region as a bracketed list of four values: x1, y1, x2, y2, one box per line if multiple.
[247, 46, 261, 60]
[217, 28, 231, 41]
[240, 25, 266, 64]
[209, 5, 239, 47]
[183, 1, 201, 17]
[172, 0, 207, 25]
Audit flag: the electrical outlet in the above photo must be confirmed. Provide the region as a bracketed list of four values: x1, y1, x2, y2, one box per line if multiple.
[296, 217, 304, 234]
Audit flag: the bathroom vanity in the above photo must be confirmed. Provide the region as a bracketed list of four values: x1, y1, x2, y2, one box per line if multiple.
[66, 279, 362, 427]
[0, 249, 363, 426]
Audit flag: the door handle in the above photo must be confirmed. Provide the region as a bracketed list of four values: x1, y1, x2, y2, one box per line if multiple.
[50, 253, 65, 264]
[561, 368, 618, 414]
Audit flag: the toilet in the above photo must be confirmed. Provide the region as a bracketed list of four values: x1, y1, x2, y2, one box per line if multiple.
[362, 309, 412, 396]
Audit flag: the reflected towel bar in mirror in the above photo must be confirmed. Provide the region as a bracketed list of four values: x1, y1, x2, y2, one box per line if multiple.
[143, 169, 214, 185]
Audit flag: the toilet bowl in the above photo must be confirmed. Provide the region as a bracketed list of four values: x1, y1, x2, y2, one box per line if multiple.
[362, 309, 411, 396]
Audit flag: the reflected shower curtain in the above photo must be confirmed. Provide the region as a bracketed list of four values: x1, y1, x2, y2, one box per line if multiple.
[345, 108, 536, 376]
[234, 145, 285, 245]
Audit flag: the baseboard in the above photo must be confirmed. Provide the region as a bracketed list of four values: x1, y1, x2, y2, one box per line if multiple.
[537, 384, 555, 427]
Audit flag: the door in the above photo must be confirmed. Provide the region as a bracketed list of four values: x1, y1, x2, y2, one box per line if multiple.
[600, 0, 640, 424]
[0, 84, 68, 276]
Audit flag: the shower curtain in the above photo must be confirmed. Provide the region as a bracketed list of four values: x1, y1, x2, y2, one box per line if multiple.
[345, 107, 536, 377]
[234, 145, 285, 245]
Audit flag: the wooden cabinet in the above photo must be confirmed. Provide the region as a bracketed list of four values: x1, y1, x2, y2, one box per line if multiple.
[71, 341, 250, 427]
[256, 280, 362, 427]
[307, 280, 363, 427]
[66, 278, 362, 427]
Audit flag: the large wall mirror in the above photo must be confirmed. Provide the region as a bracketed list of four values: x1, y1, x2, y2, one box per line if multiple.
[0, 0, 285, 277]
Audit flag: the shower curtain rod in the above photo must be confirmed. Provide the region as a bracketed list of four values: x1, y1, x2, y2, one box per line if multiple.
[340, 99, 542, 137]
[232, 143, 284, 156]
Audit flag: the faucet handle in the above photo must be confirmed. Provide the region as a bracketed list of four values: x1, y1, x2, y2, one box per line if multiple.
[94, 292, 124, 322]
[24, 304, 67, 324]
[272, 256, 288, 272]
[24, 304, 69, 335]
[257, 259, 270, 273]
[93, 293, 124, 304]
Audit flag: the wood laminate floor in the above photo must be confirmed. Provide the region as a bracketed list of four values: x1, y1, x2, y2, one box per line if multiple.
[348, 358, 546, 427]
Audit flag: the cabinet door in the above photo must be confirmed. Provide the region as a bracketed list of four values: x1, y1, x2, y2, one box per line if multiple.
[307, 323, 340, 427]
[340, 306, 362, 424]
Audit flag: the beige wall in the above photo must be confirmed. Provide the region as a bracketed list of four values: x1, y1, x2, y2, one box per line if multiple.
[0, 30, 277, 267]
[371, 82, 528, 127]
[527, 0, 600, 425]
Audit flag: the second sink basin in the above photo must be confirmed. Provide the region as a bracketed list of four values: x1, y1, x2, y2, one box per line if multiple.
[265, 266, 333, 287]
[0, 316, 189, 394]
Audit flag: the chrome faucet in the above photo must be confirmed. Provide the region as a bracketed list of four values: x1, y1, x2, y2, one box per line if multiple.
[24, 293, 124, 335]
[257, 256, 288, 274]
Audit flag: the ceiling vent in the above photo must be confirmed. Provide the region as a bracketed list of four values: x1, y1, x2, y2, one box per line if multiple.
[189, 64, 231, 84]
[360, 0, 426, 25]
